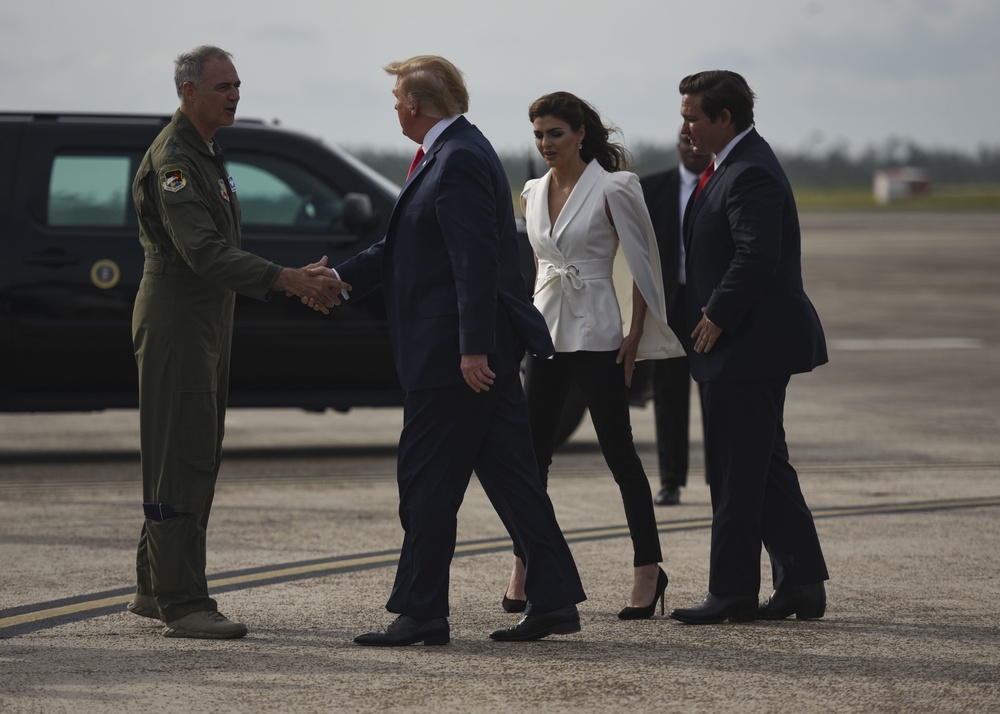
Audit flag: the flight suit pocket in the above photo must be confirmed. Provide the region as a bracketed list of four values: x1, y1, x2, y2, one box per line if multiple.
[177, 389, 220, 476]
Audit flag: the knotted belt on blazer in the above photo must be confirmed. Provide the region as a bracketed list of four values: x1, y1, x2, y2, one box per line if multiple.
[533, 257, 615, 317]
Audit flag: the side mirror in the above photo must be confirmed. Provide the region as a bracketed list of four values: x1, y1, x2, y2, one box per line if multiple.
[341, 193, 377, 234]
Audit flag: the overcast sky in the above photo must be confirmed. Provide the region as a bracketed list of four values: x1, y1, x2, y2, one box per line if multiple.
[3, 0, 997, 159]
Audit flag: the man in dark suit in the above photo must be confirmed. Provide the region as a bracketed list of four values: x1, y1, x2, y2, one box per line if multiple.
[326, 55, 586, 645]
[667, 71, 830, 625]
[640, 129, 713, 506]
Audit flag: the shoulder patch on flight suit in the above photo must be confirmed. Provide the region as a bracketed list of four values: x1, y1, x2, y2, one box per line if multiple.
[163, 169, 187, 193]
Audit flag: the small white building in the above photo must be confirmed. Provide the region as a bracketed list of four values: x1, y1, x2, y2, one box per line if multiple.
[872, 166, 931, 204]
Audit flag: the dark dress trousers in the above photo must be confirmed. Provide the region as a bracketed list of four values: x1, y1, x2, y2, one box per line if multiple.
[336, 116, 585, 619]
[683, 128, 829, 596]
[641, 167, 699, 489]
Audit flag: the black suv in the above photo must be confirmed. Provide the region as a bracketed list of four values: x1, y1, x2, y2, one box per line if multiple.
[0, 112, 407, 412]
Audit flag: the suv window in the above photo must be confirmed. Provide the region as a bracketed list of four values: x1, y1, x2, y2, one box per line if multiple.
[47, 154, 132, 227]
[228, 154, 344, 230]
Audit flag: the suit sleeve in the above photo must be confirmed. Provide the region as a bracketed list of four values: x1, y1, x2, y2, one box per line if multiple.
[335, 237, 386, 301]
[435, 146, 499, 355]
[704, 165, 785, 331]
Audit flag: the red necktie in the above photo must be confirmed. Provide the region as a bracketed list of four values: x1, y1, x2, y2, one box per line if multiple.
[406, 147, 425, 180]
[694, 161, 715, 201]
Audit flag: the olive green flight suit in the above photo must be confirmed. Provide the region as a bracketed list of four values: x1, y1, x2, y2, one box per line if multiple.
[131, 110, 281, 622]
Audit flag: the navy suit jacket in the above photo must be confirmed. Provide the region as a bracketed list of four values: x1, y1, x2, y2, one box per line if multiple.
[640, 167, 683, 313]
[336, 116, 554, 391]
[684, 129, 827, 383]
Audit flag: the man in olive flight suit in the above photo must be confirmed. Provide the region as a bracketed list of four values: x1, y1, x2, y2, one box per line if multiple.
[128, 45, 348, 639]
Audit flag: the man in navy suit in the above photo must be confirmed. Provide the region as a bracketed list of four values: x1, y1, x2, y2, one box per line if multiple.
[667, 71, 830, 625]
[327, 55, 585, 645]
[640, 129, 712, 506]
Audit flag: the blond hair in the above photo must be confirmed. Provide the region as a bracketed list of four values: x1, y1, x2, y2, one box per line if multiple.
[384, 55, 469, 119]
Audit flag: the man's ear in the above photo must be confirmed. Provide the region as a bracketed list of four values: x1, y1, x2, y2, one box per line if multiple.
[718, 108, 733, 128]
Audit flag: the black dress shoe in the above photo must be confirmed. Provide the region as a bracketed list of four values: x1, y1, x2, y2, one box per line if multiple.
[758, 582, 826, 620]
[502, 593, 527, 613]
[489, 604, 580, 641]
[654, 486, 681, 506]
[669, 593, 757, 624]
[353, 615, 450, 646]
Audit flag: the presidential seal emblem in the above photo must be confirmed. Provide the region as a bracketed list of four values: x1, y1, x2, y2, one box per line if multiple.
[90, 259, 121, 290]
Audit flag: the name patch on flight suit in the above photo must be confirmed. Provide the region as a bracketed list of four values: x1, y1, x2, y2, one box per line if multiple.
[163, 170, 187, 193]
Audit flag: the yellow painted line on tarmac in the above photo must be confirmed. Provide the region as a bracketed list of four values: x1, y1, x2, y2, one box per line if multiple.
[0, 595, 133, 629]
[2, 496, 998, 635]
[208, 553, 401, 588]
[810, 498, 1000, 518]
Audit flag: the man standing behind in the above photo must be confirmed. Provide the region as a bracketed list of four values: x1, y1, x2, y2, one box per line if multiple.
[128, 45, 347, 639]
[323, 55, 586, 645]
[640, 129, 712, 506]
[668, 71, 830, 625]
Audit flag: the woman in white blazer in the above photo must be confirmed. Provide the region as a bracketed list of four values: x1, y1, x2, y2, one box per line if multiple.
[503, 92, 685, 620]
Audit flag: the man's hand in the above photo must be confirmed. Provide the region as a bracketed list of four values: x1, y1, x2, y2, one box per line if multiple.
[692, 307, 722, 353]
[273, 255, 351, 316]
[461, 354, 495, 393]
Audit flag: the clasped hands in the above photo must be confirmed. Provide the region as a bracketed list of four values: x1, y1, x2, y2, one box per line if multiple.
[276, 256, 351, 315]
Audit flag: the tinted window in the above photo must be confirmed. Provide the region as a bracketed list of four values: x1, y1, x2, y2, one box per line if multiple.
[48, 155, 131, 227]
[228, 155, 344, 230]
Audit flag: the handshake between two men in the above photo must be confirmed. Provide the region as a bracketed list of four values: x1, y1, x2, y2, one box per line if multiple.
[273, 255, 352, 314]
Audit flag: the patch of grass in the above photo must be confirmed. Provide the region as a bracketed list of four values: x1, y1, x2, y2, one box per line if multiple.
[793, 185, 1000, 211]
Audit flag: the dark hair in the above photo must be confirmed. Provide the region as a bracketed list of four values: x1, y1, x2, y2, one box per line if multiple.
[678, 71, 756, 133]
[528, 91, 629, 172]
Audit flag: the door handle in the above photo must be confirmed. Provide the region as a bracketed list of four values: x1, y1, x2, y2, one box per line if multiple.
[24, 251, 79, 267]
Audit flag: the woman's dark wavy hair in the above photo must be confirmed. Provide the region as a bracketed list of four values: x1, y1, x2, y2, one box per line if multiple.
[528, 91, 630, 172]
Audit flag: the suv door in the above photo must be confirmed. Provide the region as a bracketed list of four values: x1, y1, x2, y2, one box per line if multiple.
[221, 142, 401, 408]
[2, 119, 156, 408]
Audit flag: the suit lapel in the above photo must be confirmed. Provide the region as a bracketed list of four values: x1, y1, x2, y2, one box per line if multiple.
[389, 117, 473, 238]
[683, 129, 761, 248]
[401, 116, 471, 190]
[551, 160, 601, 243]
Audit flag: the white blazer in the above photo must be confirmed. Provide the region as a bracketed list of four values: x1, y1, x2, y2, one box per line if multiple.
[522, 160, 684, 359]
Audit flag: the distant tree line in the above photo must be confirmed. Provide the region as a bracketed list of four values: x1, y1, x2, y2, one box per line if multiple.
[351, 140, 1000, 193]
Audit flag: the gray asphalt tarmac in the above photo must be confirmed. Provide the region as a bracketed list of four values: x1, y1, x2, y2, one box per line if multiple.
[1, 212, 998, 713]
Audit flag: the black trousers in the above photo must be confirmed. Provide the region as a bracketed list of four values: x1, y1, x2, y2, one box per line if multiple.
[651, 284, 707, 489]
[387, 371, 586, 619]
[525, 350, 662, 567]
[700, 377, 829, 595]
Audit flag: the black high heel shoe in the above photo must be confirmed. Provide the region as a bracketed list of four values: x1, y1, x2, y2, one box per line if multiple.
[618, 567, 669, 620]
[502, 593, 527, 613]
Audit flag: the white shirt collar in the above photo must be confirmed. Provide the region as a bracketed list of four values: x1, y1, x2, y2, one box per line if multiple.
[420, 115, 461, 154]
[711, 125, 753, 171]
